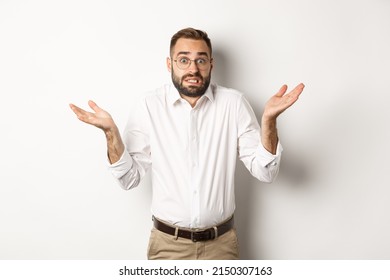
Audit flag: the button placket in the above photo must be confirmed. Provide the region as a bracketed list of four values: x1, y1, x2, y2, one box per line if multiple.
[189, 109, 200, 227]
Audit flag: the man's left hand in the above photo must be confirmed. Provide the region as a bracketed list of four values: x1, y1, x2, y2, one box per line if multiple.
[263, 83, 305, 121]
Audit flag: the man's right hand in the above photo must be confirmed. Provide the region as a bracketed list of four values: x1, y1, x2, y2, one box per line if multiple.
[69, 100, 125, 164]
[69, 100, 116, 132]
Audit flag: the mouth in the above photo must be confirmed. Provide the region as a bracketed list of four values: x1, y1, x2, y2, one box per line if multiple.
[183, 76, 203, 86]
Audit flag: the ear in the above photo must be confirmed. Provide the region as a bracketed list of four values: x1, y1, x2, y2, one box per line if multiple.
[166, 57, 172, 73]
[210, 57, 214, 71]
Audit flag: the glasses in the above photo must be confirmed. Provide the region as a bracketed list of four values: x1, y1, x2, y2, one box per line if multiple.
[173, 56, 211, 70]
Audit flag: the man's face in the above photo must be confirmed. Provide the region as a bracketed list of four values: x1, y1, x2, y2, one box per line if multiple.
[167, 38, 213, 98]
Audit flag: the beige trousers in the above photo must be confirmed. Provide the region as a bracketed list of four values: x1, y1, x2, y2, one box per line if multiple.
[147, 227, 240, 260]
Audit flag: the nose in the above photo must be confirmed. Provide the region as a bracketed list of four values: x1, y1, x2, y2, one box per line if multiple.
[188, 60, 199, 73]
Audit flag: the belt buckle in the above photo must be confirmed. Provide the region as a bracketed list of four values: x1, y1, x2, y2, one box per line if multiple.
[191, 229, 213, 242]
[191, 231, 202, 242]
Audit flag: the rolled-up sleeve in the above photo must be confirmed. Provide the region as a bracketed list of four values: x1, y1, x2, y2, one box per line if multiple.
[107, 96, 152, 190]
[108, 149, 133, 178]
[237, 96, 283, 183]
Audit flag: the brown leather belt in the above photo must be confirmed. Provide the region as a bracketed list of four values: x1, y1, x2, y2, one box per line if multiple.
[153, 216, 234, 242]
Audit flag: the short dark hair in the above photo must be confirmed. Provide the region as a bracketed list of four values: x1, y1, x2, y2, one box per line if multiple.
[170, 27, 212, 57]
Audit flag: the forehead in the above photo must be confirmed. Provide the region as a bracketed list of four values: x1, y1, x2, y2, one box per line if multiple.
[172, 38, 210, 57]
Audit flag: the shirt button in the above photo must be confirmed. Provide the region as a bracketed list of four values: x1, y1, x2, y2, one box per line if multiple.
[271, 162, 277, 166]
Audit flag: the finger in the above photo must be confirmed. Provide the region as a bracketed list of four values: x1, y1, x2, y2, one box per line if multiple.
[69, 103, 94, 122]
[88, 100, 101, 113]
[69, 103, 87, 116]
[69, 103, 83, 111]
[275, 84, 288, 97]
[69, 103, 78, 111]
[69, 104, 88, 116]
[289, 83, 305, 98]
[282, 83, 304, 104]
[284, 83, 305, 106]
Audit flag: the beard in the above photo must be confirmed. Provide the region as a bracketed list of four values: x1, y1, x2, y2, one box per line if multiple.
[171, 70, 211, 98]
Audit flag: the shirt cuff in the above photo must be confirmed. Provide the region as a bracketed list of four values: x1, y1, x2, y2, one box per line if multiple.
[257, 141, 283, 167]
[107, 149, 133, 179]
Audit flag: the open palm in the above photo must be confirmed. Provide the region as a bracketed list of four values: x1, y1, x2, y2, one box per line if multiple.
[69, 100, 115, 131]
[263, 83, 305, 120]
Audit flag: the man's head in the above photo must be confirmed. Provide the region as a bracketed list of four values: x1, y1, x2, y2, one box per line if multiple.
[167, 28, 213, 98]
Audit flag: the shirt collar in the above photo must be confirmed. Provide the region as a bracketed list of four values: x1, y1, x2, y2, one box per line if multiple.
[168, 82, 215, 105]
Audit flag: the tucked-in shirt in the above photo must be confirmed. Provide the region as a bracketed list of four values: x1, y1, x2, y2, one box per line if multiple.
[108, 83, 282, 228]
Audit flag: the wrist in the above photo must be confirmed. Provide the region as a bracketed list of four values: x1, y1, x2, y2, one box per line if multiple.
[104, 125, 119, 138]
[261, 115, 277, 126]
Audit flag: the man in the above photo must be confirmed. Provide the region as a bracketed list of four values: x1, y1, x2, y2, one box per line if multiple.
[70, 28, 304, 260]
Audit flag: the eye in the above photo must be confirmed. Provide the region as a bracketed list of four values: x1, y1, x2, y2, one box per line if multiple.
[178, 57, 189, 64]
[196, 58, 207, 64]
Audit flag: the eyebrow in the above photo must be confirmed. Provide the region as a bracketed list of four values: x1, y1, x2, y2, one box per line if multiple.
[176, 51, 209, 58]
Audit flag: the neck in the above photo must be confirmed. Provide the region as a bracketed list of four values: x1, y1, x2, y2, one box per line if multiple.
[180, 94, 201, 108]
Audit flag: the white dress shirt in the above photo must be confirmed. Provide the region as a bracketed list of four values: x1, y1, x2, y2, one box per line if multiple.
[108, 83, 282, 228]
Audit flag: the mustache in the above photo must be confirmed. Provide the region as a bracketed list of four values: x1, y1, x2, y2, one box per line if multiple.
[181, 73, 203, 81]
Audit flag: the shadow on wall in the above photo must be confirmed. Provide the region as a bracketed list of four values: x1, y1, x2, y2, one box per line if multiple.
[213, 47, 265, 259]
[213, 47, 311, 259]
[212, 49, 236, 88]
[234, 143, 311, 259]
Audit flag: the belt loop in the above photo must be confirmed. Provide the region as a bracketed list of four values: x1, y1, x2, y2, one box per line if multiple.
[213, 226, 218, 239]
[174, 227, 179, 240]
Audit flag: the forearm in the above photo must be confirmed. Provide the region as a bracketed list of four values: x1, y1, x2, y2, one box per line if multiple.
[105, 126, 125, 164]
[261, 117, 278, 155]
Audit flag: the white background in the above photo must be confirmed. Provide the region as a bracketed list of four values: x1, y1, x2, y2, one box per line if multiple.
[0, 0, 389, 259]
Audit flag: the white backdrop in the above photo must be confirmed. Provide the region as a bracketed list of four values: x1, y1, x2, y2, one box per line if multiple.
[1, 0, 389, 259]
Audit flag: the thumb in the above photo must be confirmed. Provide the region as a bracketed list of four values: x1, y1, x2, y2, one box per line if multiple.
[275, 84, 288, 97]
[88, 100, 101, 112]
